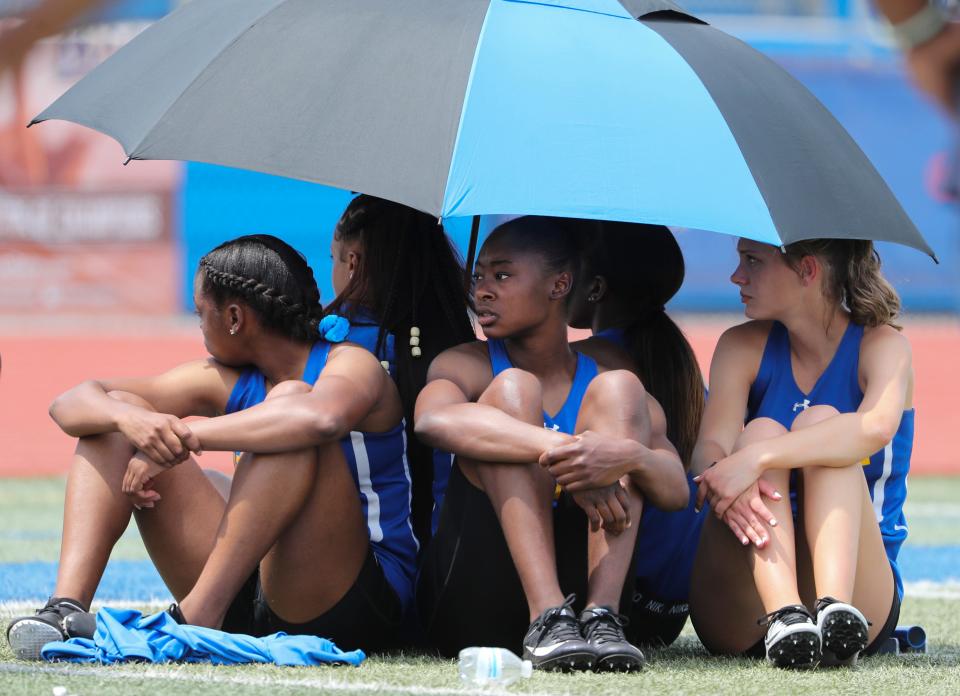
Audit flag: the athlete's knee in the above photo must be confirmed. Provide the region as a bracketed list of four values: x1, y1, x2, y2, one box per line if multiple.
[479, 368, 542, 418]
[77, 430, 135, 457]
[734, 417, 787, 450]
[583, 370, 647, 411]
[266, 380, 313, 400]
[790, 404, 839, 431]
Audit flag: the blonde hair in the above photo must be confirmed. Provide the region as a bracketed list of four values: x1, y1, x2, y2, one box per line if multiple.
[782, 239, 901, 329]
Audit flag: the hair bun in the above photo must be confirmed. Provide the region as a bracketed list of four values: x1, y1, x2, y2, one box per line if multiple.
[319, 314, 351, 343]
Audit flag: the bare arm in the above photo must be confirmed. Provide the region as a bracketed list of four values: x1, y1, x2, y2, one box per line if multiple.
[699, 326, 912, 517]
[49, 359, 232, 435]
[626, 399, 689, 510]
[540, 397, 687, 510]
[693, 323, 782, 543]
[691, 323, 763, 475]
[187, 345, 396, 453]
[750, 328, 911, 472]
[48, 360, 232, 464]
[875, 0, 960, 113]
[875, 0, 928, 24]
[414, 344, 572, 462]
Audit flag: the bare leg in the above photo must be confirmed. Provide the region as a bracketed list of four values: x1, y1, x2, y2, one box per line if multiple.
[459, 368, 565, 620]
[689, 417, 796, 654]
[175, 381, 371, 628]
[574, 371, 646, 612]
[794, 406, 894, 643]
[53, 433, 143, 608]
[54, 389, 225, 607]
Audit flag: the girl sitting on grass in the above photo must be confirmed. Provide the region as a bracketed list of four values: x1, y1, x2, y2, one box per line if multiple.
[8, 234, 416, 659]
[689, 238, 913, 668]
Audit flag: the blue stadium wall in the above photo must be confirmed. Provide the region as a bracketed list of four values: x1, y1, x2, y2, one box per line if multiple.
[180, 56, 960, 314]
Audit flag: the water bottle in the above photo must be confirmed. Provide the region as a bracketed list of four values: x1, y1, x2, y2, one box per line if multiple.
[458, 647, 533, 686]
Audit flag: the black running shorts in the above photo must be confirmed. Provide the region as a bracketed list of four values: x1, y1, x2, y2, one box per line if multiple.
[417, 463, 635, 657]
[222, 547, 403, 654]
[625, 590, 689, 647]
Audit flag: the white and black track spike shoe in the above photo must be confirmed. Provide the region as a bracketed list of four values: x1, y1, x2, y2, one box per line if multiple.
[816, 597, 870, 667]
[759, 604, 821, 669]
[6, 597, 95, 661]
[522, 595, 595, 672]
[579, 606, 644, 672]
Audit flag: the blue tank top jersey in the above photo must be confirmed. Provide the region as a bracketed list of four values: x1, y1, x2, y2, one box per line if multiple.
[594, 326, 706, 601]
[746, 321, 914, 599]
[431, 339, 600, 534]
[225, 341, 419, 611]
[342, 307, 396, 375]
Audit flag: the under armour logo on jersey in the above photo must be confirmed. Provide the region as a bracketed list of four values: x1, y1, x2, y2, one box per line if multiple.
[544, 423, 561, 431]
[792, 399, 811, 412]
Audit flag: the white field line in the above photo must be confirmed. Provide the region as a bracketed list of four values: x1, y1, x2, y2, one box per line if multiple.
[903, 503, 960, 518]
[0, 663, 567, 696]
[0, 600, 168, 619]
[903, 581, 960, 600]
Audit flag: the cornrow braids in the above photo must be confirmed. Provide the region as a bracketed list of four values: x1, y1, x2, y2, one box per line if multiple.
[199, 234, 324, 342]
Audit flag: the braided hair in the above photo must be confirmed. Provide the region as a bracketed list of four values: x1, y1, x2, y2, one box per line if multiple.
[326, 195, 475, 544]
[199, 234, 324, 342]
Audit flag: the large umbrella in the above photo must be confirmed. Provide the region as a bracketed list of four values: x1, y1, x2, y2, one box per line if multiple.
[31, 0, 936, 260]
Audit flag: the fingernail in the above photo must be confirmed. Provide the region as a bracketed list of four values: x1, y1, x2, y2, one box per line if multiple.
[770, 518, 778, 526]
[741, 536, 749, 545]
[773, 491, 782, 499]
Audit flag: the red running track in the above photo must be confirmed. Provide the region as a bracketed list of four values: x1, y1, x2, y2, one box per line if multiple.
[0, 318, 956, 477]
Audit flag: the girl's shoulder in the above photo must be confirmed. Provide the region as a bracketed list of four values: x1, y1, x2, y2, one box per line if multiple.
[716, 320, 774, 355]
[858, 323, 912, 368]
[861, 323, 910, 349]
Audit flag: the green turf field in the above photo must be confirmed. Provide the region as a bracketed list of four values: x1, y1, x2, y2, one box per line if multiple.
[1, 477, 958, 695]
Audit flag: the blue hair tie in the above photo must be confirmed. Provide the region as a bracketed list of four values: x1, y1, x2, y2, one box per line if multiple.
[319, 314, 351, 343]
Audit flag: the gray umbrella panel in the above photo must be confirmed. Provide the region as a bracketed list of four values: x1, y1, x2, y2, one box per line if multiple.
[35, 0, 488, 216]
[647, 19, 934, 258]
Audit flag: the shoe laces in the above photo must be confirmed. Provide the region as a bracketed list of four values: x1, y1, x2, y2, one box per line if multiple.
[814, 596, 872, 626]
[581, 607, 630, 644]
[39, 597, 85, 618]
[538, 595, 583, 643]
[757, 604, 814, 628]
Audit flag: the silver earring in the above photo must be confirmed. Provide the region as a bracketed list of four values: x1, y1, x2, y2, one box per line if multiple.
[229, 327, 237, 335]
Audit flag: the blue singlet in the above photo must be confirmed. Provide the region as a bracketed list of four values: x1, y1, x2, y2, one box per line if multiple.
[225, 340, 419, 611]
[746, 320, 914, 599]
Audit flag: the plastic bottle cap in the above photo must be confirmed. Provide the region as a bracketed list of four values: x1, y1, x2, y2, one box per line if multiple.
[521, 660, 533, 678]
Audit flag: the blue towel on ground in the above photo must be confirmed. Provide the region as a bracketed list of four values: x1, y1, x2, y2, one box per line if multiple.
[40, 607, 365, 667]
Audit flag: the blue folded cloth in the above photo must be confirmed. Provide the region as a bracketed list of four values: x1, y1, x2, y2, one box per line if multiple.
[41, 607, 365, 667]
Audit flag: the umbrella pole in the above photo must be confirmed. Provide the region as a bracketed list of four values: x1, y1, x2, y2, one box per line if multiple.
[464, 215, 479, 292]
